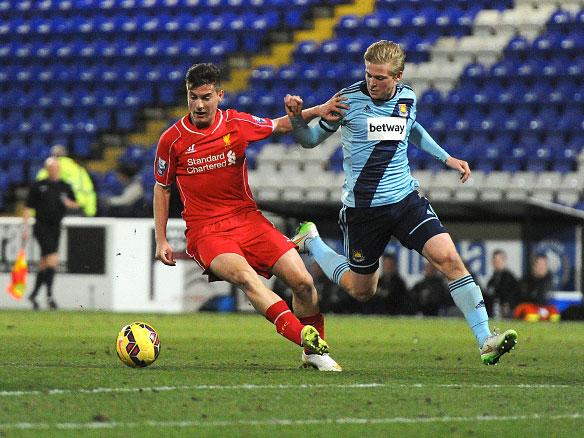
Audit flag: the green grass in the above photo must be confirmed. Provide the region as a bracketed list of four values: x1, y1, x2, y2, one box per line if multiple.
[1, 311, 583, 437]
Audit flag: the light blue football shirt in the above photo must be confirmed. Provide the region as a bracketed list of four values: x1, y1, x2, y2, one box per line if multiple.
[322, 81, 419, 208]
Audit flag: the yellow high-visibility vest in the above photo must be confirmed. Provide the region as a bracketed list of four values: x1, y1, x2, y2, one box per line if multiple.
[36, 157, 97, 217]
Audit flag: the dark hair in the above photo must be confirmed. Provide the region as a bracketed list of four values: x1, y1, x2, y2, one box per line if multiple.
[493, 249, 506, 258]
[185, 63, 222, 89]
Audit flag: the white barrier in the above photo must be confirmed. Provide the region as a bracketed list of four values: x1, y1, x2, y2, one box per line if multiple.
[1, 217, 580, 313]
[0, 217, 229, 312]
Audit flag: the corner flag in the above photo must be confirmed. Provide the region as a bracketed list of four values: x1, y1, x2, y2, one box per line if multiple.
[7, 248, 27, 299]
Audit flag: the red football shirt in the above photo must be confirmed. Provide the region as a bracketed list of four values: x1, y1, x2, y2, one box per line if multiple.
[154, 109, 274, 226]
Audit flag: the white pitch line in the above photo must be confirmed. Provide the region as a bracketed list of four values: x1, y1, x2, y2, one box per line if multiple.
[1, 413, 584, 430]
[0, 382, 577, 397]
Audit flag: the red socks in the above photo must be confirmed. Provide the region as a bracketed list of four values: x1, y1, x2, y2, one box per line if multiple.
[265, 301, 326, 349]
[299, 313, 325, 340]
[265, 300, 303, 346]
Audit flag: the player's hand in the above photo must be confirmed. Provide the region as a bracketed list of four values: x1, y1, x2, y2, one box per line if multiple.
[319, 92, 349, 123]
[284, 94, 303, 117]
[445, 156, 471, 183]
[156, 240, 176, 266]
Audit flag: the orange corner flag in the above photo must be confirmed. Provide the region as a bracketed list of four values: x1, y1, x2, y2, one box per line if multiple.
[7, 248, 27, 300]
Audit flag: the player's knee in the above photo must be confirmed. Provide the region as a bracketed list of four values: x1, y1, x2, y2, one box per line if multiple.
[349, 285, 377, 302]
[434, 250, 464, 276]
[231, 269, 261, 293]
[289, 272, 315, 299]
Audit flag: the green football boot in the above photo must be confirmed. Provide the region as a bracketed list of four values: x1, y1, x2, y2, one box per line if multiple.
[300, 325, 329, 355]
[480, 329, 518, 365]
[292, 222, 319, 253]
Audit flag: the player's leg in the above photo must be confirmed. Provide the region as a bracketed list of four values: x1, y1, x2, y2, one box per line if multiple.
[423, 233, 517, 364]
[293, 205, 387, 302]
[392, 191, 517, 364]
[204, 251, 327, 354]
[270, 248, 318, 318]
[270, 249, 342, 371]
[394, 192, 490, 346]
[294, 223, 378, 301]
[210, 253, 281, 313]
[422, 233, 489, 340]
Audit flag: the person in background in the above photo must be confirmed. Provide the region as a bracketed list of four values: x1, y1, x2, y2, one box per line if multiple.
[100, 164, 144, 217]
[520, 254, 553, 305]
[37, 144, 96, 217]
[410, 261, 450, 316]
[371, 252, 410, 315]
[23, 158, 79, 310]
[515, 253, 558, 322]
[486, 249, 521, 318]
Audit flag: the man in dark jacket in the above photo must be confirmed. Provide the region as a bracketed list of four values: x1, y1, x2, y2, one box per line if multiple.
[486, 249, 521, 318]
[369, 253, 410, 315]
[411, 262, 451, 316]
[23, 158, 79, 309]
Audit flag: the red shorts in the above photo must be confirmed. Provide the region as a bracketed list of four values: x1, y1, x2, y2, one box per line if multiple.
[186, 210, 296, 281]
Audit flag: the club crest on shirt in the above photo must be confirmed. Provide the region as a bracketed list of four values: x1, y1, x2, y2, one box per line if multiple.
[398, 103, 408, 117]
[157, 157, 168, 176]
[352, 249, 365, 263]
[223, 133, 231, 148]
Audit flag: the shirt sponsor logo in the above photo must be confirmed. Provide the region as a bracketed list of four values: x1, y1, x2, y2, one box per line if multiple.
[157, 157, 168, 176]
[367, 117, 406, 141]
[186, 151, 236, 174]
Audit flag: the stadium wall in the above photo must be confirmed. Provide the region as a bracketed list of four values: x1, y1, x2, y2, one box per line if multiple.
[0, 217, 581, 312]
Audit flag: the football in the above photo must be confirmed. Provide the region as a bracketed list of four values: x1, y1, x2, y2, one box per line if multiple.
[116, 322, 160, 368]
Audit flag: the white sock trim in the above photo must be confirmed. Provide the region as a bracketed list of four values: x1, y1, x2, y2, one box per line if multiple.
[272, 310, 291, 326]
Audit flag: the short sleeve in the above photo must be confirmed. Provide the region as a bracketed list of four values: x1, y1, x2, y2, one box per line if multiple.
[229, 110, 274, 143]
[154, 127, 178, 186]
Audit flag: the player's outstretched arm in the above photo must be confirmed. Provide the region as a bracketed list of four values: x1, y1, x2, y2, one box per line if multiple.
[282, 94, 347, 148]
[153, 183, 176, 266]
[410, 122, 471, 183]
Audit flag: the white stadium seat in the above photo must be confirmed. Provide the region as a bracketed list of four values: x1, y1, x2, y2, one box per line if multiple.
[452, 170, 485, 202]
[481, 171, 512, 201]
[506, 171, 537, 200]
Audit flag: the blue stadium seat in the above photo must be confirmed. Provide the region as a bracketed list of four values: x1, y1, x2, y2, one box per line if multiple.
[419, 88, 444, 105]
[329, 146, 343, 172]
[551, 146, 577, 173]
[526, 144, 551, 172]
[547, 8, 572, 33]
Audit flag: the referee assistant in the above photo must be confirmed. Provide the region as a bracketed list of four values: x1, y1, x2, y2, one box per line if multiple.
[23, 158, 79, 310]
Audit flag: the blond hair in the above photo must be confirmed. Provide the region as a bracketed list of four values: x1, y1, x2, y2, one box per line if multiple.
[364, 40, 406, 76]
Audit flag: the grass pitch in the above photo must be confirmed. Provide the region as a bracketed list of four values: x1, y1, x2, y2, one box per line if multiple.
[1, 310, 583, 437]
